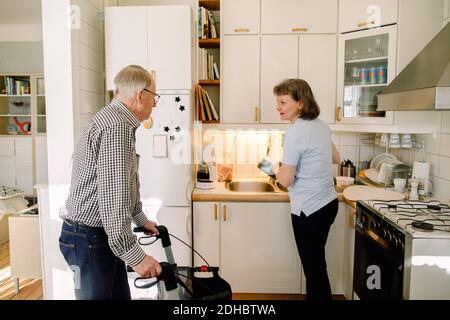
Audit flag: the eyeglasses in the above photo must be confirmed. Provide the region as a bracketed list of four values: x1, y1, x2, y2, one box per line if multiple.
[142, 88, 160, 104]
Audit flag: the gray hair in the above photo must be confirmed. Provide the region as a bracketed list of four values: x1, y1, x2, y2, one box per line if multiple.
[113, 65, 154, 100]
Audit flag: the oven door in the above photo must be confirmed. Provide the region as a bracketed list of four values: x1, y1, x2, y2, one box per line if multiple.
[353, 225, 404, 299]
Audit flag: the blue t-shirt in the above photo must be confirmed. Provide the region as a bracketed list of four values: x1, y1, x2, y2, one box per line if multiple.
[283, 118, 336, 216]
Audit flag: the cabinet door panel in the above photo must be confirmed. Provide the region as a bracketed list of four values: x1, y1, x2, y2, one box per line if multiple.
[0, 157, 16, 187]
[298, 35, 337, 124]
[148, 6, 191, 90]
[260, 35, 298, 124]
[222, 36, 260, 123]
[0, 137, 15, 157]
[222, 0, 260, 34]
[339, 0, 398, 33]
[193, 202, 220, 267]
[221, 202, 301, 293]
[105, 7, 147, 90]
[261, 0, 338, 34]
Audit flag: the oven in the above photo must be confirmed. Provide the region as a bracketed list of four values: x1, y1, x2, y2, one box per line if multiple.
[353, 202, 406, 300]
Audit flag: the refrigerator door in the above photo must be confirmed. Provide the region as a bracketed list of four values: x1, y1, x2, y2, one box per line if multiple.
[139, 206, 192, 266]
[136, 93, 193, 207]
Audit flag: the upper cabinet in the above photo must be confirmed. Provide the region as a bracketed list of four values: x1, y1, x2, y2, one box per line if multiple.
[222, 0, 260, 34]
[105, 6, 192, 91]
[222, 35, 260, 123]
[336, 25, 397, 124]
[260, 35, 337, 124]
[339, 0, 399, 33]
[261, 0, 338, 34]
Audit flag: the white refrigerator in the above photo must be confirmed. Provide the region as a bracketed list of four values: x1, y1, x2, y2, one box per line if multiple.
[135, 90, 194, 263]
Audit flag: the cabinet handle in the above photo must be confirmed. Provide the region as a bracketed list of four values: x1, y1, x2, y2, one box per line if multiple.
[214, 204, 218, 220]
[336, 106, 342, 122]
[357, 20, 375, 28]
[254, 107, 260, 123]
[223, 205, 227, 222]
[234, 28, 250, 32]
[349, 209, 356, 229]
[292, 27, 308, 32]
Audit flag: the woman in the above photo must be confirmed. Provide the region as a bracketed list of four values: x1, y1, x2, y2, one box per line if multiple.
[273, 79, 341, 300]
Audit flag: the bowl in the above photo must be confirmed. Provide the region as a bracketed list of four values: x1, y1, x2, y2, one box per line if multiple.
[336, 176, 355, 187]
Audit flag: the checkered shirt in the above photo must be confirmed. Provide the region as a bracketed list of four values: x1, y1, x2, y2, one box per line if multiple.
[65, 98, 149, 267]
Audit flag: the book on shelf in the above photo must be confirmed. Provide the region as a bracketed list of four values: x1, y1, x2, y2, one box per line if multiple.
[198, 6, 219, 40]
[200, 86, 213, 121]
[2, 76, 30, 95]
[213, 62, 220, 80]
[205, 90, 219, 120]
[196, 85, 219, 122]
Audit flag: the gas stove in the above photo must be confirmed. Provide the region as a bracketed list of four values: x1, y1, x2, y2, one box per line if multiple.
[362, 200, 450, 239]
[355, 199, 450, 299]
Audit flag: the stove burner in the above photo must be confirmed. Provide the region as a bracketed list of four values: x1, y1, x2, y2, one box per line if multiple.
[427, 205, 441, 211]
[388, 204, 397, 212]
[411, 221, 434, 232]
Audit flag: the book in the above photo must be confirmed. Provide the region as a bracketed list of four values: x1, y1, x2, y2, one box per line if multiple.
[213, 62, 220, 80]
[197, 86, 206, 121]
[200, 86, 212, 121]
[208, 11, 218, 39]
[205, 90, 219, 120]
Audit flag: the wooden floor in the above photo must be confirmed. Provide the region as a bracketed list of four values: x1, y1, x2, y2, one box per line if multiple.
[0, 242, 43, 300]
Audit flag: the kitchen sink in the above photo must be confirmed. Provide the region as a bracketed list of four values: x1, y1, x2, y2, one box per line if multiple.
[225, 180, 288, 192]
[226, 181, 275, 192]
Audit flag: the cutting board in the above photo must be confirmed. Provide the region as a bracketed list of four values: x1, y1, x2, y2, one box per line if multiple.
[343, 185, 405, 201]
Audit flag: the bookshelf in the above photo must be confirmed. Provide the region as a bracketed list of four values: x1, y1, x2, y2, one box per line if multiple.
[197, 0, 220, 123]
[0, 74, 46, 136]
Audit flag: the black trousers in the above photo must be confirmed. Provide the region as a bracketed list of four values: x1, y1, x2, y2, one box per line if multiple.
[291, 198, 339, 300]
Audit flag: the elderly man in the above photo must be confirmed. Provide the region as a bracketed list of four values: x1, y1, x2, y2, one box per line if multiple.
[59, 65, 162, 300]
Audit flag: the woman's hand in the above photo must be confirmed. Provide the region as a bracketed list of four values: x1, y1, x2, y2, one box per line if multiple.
[276, 163, 297, 188]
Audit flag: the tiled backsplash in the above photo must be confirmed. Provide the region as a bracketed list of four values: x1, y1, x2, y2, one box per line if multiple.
[201, 115, 450, 201]
[392, 112, 450, 200]
[201, 129, 382, 179]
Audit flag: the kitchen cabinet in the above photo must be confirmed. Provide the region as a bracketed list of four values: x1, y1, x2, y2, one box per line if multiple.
[222, 0, 260, 35]
[222, 36, 260, 123]
[397, 0, 444, 73]
[9, 215, 42, 294]
[339, 0, 399, 33]
[193, 201, 302, 293]
[342, 203, 356, 300]
[261, 0, 338, 34]
[105, 6, 192, 91]
[299, 201, 346, 294]
[336, 25, 396, 125]
[223, 34, 336, 124]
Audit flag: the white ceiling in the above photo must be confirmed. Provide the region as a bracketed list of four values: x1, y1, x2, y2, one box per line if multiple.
[0, 0, 42, 25]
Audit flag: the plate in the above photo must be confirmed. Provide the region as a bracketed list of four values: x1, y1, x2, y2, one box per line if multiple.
[370, 153, 397, 171]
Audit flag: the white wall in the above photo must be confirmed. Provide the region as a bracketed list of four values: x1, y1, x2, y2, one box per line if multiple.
[0, 42, 43, 73]
[71, 0, 105, 141]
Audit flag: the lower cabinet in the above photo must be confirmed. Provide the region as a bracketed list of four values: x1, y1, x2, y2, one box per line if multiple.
[193, 201, 301, 293]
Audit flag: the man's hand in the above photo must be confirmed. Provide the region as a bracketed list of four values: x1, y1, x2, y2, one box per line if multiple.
[133, 255, 162, 278]
[143, 220, 159, 235]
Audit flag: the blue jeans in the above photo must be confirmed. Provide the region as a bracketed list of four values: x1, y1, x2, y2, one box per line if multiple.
[59, 220, 131, 300]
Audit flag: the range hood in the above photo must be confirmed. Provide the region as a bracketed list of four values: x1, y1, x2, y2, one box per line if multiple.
[378, 22, 450, 111]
